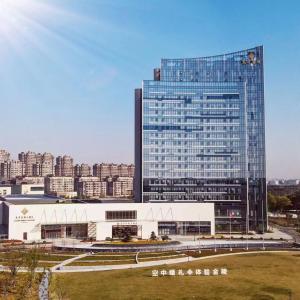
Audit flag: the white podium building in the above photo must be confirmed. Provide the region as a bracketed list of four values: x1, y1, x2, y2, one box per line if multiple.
[0, 196, 214, 241]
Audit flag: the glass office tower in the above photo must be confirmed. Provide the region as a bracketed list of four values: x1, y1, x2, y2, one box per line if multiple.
[135, 46, 267, 233]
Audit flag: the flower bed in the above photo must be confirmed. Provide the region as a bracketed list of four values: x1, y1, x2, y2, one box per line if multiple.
[91, 240, 180, 248]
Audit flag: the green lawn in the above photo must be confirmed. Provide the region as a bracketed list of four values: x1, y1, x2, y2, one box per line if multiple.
[54, 251, 300, 300]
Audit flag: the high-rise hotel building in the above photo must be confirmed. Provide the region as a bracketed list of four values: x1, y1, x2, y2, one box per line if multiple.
[135, 46, 266, 232]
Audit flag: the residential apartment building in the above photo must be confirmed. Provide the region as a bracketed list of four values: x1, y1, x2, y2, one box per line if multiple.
[74, 164, 91, 177]
[107, 176, 133, 197]
[0, 185, 12, 196]
[44, 176, 75, 197]
[0, 160, 24, 180]
[12, 183, 44, 195]
[19, 151, 38, 176]
[77, 180, 107, 198]
[0, 150, 10, 163]
[15, 176, 45, 185]
[40, 153, 54, 176]
[128, 164, 135, 177]
[17, 151, 54, 177]
[55, 155, 74, 177]
[93, 163, 135, 180]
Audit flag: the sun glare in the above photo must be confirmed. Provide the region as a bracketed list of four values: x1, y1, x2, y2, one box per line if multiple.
[0, 0, 89, 57]
[0, 0, 31, 33]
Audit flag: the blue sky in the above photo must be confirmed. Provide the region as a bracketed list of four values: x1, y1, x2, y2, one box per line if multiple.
[0, 0, 299, 178]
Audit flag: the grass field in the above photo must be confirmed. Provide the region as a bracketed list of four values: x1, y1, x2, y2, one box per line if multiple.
[55, 251, 300, 300]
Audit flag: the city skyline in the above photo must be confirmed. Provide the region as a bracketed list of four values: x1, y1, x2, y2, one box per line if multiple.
[0, 0, 299, 178]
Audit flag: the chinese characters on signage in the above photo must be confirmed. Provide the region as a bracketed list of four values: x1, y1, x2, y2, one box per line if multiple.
[14, 207, 35, 222]
[151, 268, 228, 277]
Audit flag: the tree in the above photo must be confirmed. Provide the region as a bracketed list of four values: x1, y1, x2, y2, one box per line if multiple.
[23, 247, 41, 286]
[276, 196, 292, 212]
[267, 192, 277, 212]
[0, 246, 42, 299]
[5, 249, 24, 289]
[289, 190, 300, 210]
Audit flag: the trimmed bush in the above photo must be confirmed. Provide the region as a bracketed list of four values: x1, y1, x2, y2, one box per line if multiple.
[161, 235, 170, 241]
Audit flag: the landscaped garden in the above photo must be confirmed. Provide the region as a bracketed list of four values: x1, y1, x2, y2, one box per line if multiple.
[53, 251, 300, 300]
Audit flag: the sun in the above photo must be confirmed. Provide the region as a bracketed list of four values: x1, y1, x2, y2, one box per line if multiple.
[0, 0, 31, 33]
[0, 0, 87, 57]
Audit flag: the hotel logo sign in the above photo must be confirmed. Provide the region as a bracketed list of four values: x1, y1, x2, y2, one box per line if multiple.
[241, 51, 261, 65]
[21, 208, 29, 215]
[14, 208, 35, 222]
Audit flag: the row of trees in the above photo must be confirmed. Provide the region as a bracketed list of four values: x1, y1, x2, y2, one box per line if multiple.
[268, 190, 300, 213]
[0, 247, 42, 299]
[0, 246, 68, 299]
[267, 193, 292, 212]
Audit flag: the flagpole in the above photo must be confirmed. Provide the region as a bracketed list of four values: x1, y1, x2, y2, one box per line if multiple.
[262, 195, 265, 250]
[214, 234, 217, 252]
[229, 212, 232, 251]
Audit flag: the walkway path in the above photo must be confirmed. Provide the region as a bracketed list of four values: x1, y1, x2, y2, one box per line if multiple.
[273, 225, 300, 243]
[51, 253, 90, 272]
[38, 271, 50, 300]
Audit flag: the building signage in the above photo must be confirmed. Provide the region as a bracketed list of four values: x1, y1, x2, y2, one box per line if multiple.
[14, 207, 35, 222]
[116, 222, 137, 226]
[240, 51, 261, 65]
[151, 268, 228, 277]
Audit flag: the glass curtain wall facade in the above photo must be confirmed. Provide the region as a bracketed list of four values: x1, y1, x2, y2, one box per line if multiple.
[135, 46, 266, 233]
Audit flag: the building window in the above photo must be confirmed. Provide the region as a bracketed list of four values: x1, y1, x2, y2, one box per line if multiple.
[105, 210, 137, 220]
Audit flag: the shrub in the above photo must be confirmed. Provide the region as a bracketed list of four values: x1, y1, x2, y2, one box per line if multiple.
[150, 231, 157, 241]
[122, 233, 132, 243]
[161, 235, 170, 241]
[105, 237, 112, 242]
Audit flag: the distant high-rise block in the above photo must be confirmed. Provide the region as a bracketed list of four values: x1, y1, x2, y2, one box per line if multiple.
[44, 176, 74, 196]
[55, 155, 74, 177]
[0, 160, 24, 180]
[0, 150, 10, 163]
[107, 176, 133, 197]
[74, 163, 91, 177]
[75, 176, 107, 198]
[93, 163, 135, 180]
